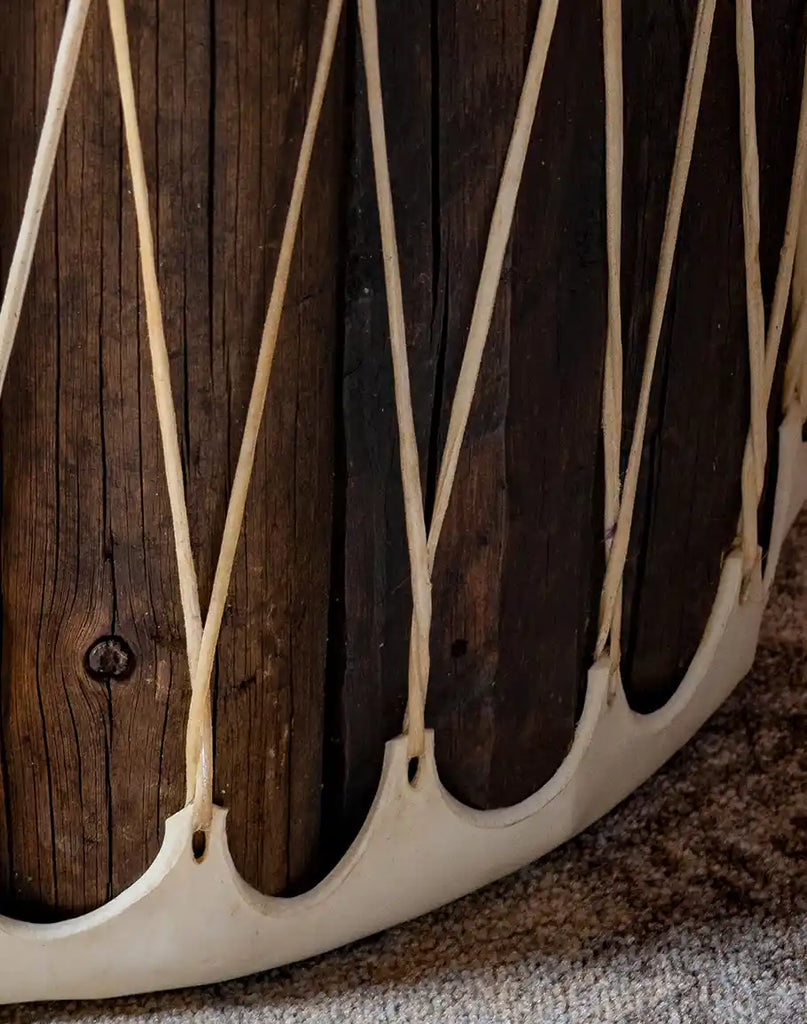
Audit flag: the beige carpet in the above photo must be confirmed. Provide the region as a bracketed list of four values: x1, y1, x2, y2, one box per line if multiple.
[3, 513, 806, 1023]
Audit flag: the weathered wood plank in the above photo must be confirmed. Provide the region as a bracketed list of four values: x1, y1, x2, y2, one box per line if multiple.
[322, 0, 436, 863]
[426, 0, 608, 809]
[0, 0, 341, 916]
[0, 0, 117, 920]
[155, 0, 340, 897]
[423, 0, 526, 810]
[619, 0, 804, 709]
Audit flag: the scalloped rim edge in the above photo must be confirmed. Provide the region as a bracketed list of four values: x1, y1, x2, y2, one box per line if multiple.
[0, 404, 804, 1003]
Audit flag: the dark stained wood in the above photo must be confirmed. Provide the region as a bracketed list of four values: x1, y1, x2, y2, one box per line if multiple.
[0, 0, 120, 922]
[423, 0, 527, 809]
[0, 0, 804, 918]
[754, 2, 807, 551]
[618, 0, 804, 710]
[324, 0, 805, 862]
[426, 0, 608, 808]
[617, 0, 749, 709]
[322, 0, 437, 859]
[203, 0, 341, 897]
[0, 0, 341, 917]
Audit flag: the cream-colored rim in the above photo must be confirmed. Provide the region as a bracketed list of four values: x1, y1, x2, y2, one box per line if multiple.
[0, 0, 805, 1002]
[0, 409, 802, 1003]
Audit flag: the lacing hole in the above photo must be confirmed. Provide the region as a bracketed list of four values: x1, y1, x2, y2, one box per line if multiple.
[407, 756, 420, 785]
[192, 829, 207, 862]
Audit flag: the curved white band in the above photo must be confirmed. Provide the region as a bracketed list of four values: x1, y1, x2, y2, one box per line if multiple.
[0, 405, 802, 1003]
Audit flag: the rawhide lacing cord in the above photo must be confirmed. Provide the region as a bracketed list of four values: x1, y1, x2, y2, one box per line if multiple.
[106, 0, 211, 825]
[596, 0, 717, 661]
[787, 181, 807, 414]
[787, 177, 807, 414]
[4, 0, 807, 835]
[357, 0, 561, 760]
[108, 0, 345, 832]
[600, 0, 624, 695]
[735, 0, 807, 583]
[0, 0, 94, 394]
[735, 0, 767, 581]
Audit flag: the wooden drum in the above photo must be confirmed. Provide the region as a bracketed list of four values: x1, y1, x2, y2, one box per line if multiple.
[0, 0, 805, 1001]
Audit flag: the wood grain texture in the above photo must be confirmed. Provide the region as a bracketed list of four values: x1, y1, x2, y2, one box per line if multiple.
[0, 0, 341, 917]
[422, 0, 608, 808]
[322, 0, 436, 859]
[618, 0, 804, 710]
[0, 0, 803, 917]
[202, 0, 341, 898]
[324, 0, 805, 861]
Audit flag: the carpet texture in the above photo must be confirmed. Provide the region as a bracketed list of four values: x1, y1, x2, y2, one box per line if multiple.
[3, 512, 806, 1023]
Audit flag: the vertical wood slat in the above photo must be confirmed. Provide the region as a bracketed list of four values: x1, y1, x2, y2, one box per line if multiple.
[205, 0, 340, 897]
[618, 0, 805, 709]
[427, 0, 608, 808]
[322, 0, 436, 859]
[0, 0, 341, 916]
[618, 0, 748, 709]
[330, 0, 607, 826]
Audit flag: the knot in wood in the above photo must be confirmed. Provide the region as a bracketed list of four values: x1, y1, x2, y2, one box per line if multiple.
[85, 636, 135, 682]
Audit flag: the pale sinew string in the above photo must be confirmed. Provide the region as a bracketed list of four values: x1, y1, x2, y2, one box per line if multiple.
[735, 0, 767, 579]
[600, 0, 624, 692]
[596, 0, 718, 662]
[735, 0, 807, 578]
[2, 0, 807, 843]
[0, 0, 94, 394]
[107, 0, 347, 831]
[597, 0, 807, 665]
[106, 0, 211, 825]
[789, 198, 807, 411]
[357, 0, 561, 759]
[788, 175, 807, 411]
